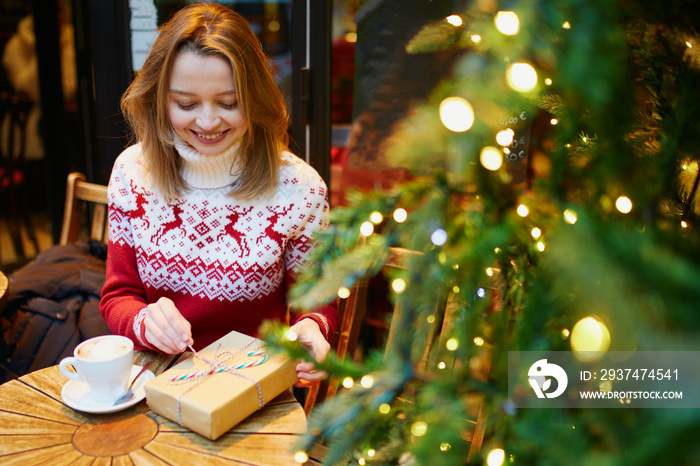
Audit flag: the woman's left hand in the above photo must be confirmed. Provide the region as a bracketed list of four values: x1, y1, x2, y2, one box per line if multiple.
[289, 318, 330, 388]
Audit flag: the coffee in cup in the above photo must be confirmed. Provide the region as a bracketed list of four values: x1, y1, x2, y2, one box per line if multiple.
[59, 335, 134, 403]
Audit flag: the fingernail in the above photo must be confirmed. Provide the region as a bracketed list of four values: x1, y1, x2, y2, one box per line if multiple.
[178, 342, 186, 350]
[181, 333, 188, 340]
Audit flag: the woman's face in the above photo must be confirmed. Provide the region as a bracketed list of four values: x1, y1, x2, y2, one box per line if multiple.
[167, 50, 248, 155]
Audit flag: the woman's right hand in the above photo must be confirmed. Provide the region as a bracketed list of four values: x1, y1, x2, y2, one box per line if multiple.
[144, 297, 193, 354]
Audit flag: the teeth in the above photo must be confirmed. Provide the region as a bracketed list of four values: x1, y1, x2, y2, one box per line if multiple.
[198, 132, 223, 140]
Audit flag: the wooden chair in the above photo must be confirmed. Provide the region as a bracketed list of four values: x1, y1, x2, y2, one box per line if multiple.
[59, 172, 109, 246]
[305, 243, 491, 461]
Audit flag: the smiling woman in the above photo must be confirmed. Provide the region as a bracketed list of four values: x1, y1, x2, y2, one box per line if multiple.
[101, 2, 337, 389]
[167, 50, 248, 156]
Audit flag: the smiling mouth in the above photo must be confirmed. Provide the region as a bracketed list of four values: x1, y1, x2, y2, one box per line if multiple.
[196, 131, 225, 140]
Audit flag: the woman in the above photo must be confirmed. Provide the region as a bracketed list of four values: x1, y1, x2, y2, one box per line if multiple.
[99, 3, 337, 386]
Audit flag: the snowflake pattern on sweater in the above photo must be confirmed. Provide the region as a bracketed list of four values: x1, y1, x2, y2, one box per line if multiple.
[99, 144, 336, 351]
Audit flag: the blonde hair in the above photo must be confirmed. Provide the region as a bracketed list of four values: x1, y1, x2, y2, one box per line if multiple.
[121, 2, 289, 200]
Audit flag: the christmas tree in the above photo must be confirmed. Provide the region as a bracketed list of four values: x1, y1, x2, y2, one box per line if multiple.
[264, 0, 700, 464]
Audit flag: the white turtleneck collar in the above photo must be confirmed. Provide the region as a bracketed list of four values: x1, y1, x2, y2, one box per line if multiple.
[174, 137, 242, 190]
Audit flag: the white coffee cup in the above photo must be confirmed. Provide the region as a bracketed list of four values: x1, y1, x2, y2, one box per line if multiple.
[59, 335, 134, 403]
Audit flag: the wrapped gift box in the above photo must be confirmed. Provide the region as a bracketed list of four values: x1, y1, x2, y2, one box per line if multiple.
[144, 330, 298, 440]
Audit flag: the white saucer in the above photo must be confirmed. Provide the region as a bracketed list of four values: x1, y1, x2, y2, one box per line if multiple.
[61, 364, 155, 414]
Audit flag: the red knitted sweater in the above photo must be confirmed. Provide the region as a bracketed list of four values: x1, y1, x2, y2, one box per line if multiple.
[99, 143, 338, 351]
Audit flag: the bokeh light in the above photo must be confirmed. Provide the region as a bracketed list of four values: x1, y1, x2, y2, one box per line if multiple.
[615, 196, 633, 214]
[480, 146, 503, 171]
[439, 97, 475, 132]
[393, 208, 408, 223]
[571, 316, 611, 361]
[446, 15, 463, 27]
[495, 11, 519, 35]
[487, 448, 506, 466]
[507, 62, 538, 92]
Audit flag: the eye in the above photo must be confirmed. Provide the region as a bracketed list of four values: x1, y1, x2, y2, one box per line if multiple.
[219, 101, 237, 109]
[177, 102, 196, 110]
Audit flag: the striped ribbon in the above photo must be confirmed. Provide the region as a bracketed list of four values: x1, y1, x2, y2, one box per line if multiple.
[168, 341, 267, 427]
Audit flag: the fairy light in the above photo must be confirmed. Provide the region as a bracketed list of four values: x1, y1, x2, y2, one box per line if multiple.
[507, 62, 538, 92]
[473, 336, 485, 346]
[337, 287, 351, 299]
[496, 128, 515, 146]
[471, 34, 482, 43]
[446, 15, 463, 27]
[411, 421, 428, 437]
[427, 315, 436, 324]
[360, 221, 374, 236]
[358, 458, 366, 465]
[480, 146, 503, 171]
[379, 403, 391, 414]
[487, 448, 506, 466]
[495, 11, 519, 35]
[477, 287, 486, 298]
[531, 227, 542, 239]
[439, 97, 475, 132]
[360, 375, 375, 389]
[550, 118, 558, 125]
[452, 285, 460, 293]
[681, 220, 688, 228]
[286, 329, 298, 341]
[563, 208, 578, 224]
[562, 21, 571, 29]
[437, 361, 447, 370]
[392, 278, 407, 294]
[369, 211, 384, 224]
[367, 449, 376, 458]
[440, 442, 452, 452]
[616, 196, 633, 214]
[446, 338, 459, 351]
[686, 40, 692, 48]
[342, 377, 354, 388]
[486, 267, 494, 276]
[294, 451, 309, 463]
[562, 328, 570, 338]
[431, 228, 448, 246]
[545, 77, 553, 85]
[571, 316, 611, 361]
[393, 208, 408, 223]
[536, 241, 545, 252]
[517, 204, 529, 217]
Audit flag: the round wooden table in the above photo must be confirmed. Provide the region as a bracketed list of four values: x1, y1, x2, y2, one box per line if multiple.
[0, 350, 308, 465]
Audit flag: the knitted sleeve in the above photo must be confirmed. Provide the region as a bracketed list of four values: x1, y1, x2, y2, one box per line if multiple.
[99, 148, 155, 351]
[283, 160, 339, 341]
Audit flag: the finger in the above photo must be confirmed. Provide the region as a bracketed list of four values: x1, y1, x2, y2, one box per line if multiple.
[156, 297, 191, 343]
[296, 369, 328, 383]
[144, 325, 180, 354]
[149, 298, 191, 350]
[294, 378, 315, 388]
[145, 311, 183, 352]
[296, 361, 317, 373]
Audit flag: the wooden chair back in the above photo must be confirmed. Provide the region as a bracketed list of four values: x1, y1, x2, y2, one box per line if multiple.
[59, 172, 109, 246]
[304, 243, 490, 461]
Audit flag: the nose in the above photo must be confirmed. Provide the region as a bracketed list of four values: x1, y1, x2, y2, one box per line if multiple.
[195, 106, 221, 130]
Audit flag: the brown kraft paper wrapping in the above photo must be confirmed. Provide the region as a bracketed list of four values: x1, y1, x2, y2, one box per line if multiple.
[144, 330, 299, 440]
